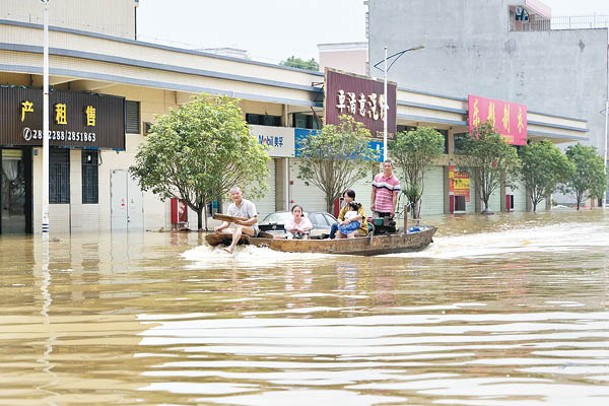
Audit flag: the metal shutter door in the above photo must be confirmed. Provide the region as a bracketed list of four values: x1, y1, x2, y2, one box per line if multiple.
[420, 166, 445, 216]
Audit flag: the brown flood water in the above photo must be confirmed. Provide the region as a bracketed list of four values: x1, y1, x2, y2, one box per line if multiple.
[1, 209, 608, 405]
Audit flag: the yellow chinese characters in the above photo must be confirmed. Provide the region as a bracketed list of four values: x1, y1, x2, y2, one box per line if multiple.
[502, 103, 510, 133]
[472, 98, 481, 127]
[487, 101, 496, 127]
[517, 106, 525, 133]
[21, 100, 34, 121]
[54, 103, 68, 125]
[85, 105, 96, 127]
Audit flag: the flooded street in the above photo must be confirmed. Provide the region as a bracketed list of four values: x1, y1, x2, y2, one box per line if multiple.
[1, 210, 608, 405]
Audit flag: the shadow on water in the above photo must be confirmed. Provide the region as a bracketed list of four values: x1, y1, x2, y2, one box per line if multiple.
[0, 210, 608, 405]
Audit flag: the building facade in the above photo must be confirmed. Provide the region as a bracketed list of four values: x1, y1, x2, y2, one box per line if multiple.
[367, 0, 608, 182]
[318, 42, 369, 76]
[0, 2, 590, 235]
[2, 0, 138, 39]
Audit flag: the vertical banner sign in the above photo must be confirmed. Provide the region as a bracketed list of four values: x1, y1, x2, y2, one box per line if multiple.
[468, 95, 527, 146]
[0, 87, 126, 149]
[324, 68, 397, 139]
[448, 165, 471, 202]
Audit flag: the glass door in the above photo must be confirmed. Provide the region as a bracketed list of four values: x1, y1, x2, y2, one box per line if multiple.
[1, 149, 27, 233]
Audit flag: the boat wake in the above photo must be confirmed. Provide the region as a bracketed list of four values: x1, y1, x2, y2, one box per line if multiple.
[181, 244, 333, 270]
[386, 222, 609, 259]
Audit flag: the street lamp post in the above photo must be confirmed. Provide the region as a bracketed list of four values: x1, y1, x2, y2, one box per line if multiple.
[603, 97, 609, 209]
[383, 46, 388, 161]
[373, 45, 424, 161]
[42, 0, 50, 234]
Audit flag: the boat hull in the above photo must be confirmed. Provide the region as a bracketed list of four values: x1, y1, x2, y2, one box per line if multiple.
[205, 226, 437, 256]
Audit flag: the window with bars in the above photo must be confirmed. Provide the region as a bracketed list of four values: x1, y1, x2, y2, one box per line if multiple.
[50, 148, 70, 204]
[125, 100, 141, 134]
[82, 150, 99, 204]
[293, 113, 321, 129]
[437, 129, 449, 154]
[453, 133, 468, 154]
[246, 113, 281, 127]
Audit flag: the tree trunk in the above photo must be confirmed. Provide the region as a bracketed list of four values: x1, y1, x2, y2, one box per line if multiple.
[326, 196, 334, 216]
[481, 198, 494, 214]
[197, 207, 204, 230]
[411, 200, 421, 219]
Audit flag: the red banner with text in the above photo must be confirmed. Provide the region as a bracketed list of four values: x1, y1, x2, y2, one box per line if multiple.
[468, 95, 527, 146]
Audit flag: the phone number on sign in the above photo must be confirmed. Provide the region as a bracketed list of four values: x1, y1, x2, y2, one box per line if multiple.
[22, 128, 97, 143]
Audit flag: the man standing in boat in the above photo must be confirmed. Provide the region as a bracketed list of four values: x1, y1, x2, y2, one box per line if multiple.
[371, 160, 401, 218]
[214, 186, 259, 254]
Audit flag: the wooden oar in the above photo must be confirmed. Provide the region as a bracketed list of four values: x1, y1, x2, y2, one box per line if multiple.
[213, 213, 248, 222]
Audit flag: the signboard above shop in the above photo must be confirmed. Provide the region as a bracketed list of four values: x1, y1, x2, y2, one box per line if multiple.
[294, 128, 384, 162]
[0, 86, 126, 150]
[468, 95, 527, 146]
[324, 68, 397, 139]
[249, 124, 295, 157]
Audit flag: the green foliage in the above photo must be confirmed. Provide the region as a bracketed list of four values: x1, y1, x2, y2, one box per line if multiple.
[563, 143, 607, 209]
[458, 121, 520, 213]
[297, 115, 378, 213]
[519, 140, 574, 211]
[129, 94, 270, 230]
[390, 127, 444, 218]
[280, 56, 319, 71]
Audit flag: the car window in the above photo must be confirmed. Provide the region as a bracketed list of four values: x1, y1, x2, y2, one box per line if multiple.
[307, 213, 319, 227]
[262, 212, 290, 224]
[322, 213, 336, 226]
[262, 211, 335, 227]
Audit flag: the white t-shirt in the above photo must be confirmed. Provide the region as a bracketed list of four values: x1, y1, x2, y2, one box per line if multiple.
[227, 198, 259, 234]
[344, 210, 358, 221]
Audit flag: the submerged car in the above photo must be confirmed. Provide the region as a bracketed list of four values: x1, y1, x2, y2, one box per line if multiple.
[259, 211, 337, 238]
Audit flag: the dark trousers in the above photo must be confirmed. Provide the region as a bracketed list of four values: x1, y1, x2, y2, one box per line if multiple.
[329, 223, 339, 239]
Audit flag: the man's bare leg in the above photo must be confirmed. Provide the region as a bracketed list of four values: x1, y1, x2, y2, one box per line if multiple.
[224, 225, 255, 254]
[224, 226, 243, 253]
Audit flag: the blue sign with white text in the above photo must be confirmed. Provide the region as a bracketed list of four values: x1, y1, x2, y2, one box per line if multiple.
[294, 128, 383, 162]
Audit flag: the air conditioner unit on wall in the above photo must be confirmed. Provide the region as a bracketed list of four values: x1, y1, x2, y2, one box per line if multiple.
[515, 6, 529, 22]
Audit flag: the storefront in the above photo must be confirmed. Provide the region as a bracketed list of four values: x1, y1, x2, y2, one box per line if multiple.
[0, 86, 125, 234]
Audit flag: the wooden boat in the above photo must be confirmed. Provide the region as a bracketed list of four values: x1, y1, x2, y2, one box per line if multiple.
[205, 226, 437, 256]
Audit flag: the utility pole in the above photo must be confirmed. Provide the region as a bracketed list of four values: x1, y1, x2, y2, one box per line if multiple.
[42, 0, 50, 234]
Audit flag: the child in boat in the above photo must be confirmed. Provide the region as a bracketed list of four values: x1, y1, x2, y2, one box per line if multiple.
[337, 202, 362, 238]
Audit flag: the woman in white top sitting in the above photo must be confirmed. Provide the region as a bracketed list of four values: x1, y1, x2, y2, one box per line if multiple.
[284, 205, 313, 239]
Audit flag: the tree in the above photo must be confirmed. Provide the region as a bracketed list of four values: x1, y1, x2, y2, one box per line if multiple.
[390, 127, 444, 218]
[280, 56, 319, 71]
[519, 140, 574, 211]
[458, 121, 520, 214]
[563, 143, 607, 210]
[297, 115, 378, 213]
[130, 94, 270, 230]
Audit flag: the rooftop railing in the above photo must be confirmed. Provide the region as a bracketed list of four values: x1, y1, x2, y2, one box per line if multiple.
[535, 14, 609, 31]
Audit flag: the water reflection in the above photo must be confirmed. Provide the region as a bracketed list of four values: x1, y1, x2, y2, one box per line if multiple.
[0, 210, 608, 405]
